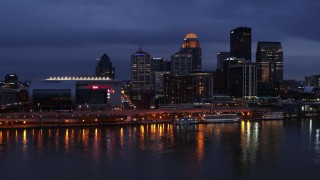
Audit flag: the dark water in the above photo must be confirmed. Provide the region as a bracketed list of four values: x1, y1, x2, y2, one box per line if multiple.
[0, 119, 320, 180]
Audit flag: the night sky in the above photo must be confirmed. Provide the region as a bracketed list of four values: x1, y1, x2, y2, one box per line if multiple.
[1, 0, 320, 81]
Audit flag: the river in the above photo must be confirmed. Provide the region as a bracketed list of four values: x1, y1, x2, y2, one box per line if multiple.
[0, 118, 319, 180]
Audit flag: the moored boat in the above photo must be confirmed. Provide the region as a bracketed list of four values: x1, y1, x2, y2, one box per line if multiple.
[258, 111, 283, 120]
[203, 112, 240, 123]
[174, 116, 200, 125]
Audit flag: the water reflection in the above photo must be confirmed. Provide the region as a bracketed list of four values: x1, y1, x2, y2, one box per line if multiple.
[0, 120, 320, 179]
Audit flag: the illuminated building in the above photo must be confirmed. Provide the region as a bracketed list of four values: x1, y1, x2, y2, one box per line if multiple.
[181, 32, 202, 71]
[171, 51, 192, 76]
[96, 53, 115, 79]
[223, 58, 257, 97]
[188, 71, 214, 101]
[256, 42, 283, 96]
[230, 27, 251, 61]
[29, 77, 122, 110]
[163, 72, 214, 104]
[131, 47, 151, 92]
[163, 75, 192, 104]
[130, 48, 152, 108]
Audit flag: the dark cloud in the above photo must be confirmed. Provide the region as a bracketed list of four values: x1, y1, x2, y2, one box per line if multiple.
[0, 0, 319, 80]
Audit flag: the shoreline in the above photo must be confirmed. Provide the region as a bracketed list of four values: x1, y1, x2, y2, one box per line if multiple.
[0, 120, 175, 130]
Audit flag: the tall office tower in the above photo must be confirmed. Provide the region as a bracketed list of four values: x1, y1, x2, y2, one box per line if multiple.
[131, 48, 151, 92]
[230, 27, 251, 61]
[96, 53, 115, 79]
[181, 32, 202, 71]
[256, 42, 283, 96]
[222, 58, 257, 97]
[130, 48, 152, 108]
[171, 51, 192, 76]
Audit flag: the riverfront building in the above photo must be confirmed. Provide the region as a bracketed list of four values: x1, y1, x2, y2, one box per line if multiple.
[28, 77, 122, 111]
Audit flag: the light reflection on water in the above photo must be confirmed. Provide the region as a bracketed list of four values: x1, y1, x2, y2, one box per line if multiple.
[0, 120, 320, 179]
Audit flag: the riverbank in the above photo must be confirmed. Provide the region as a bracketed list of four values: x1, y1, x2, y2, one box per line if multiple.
[0, 120, 174, 130]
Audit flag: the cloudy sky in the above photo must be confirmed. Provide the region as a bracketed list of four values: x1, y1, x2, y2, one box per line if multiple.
[1, 0, 320, 81]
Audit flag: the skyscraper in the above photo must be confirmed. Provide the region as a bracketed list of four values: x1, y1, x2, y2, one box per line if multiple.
[256, 42, 283, 82]
[181, 32, 202, 71]
[131, 48, 151, 92]
[230, 27, 251, 61]
[130, 48, 152, 108]
[96, 53, 115, 79]
[256, 42, 283, 95]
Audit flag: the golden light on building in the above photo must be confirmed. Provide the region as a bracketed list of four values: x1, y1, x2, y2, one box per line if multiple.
[182, 32, 200, 48]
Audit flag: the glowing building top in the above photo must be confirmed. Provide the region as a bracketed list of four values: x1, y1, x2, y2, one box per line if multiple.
[182, 32, 200, 49]
[180, 32, 202, 71]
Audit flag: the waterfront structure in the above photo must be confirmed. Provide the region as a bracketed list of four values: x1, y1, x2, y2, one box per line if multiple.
[230, 27, 251, 61]
[181, 32, 202, 71]
[96, 53, 115, 79]
[171, 51, 192, 76]
[29, 77, 122, 110]
[256, 42, 283, 96]
[223, 58, 257, 97]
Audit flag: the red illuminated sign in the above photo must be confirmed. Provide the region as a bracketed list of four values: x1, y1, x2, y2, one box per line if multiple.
[85, 85, 111, 90]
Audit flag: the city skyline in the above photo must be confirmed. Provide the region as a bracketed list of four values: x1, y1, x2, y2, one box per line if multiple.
[1, 0, 320, 81]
